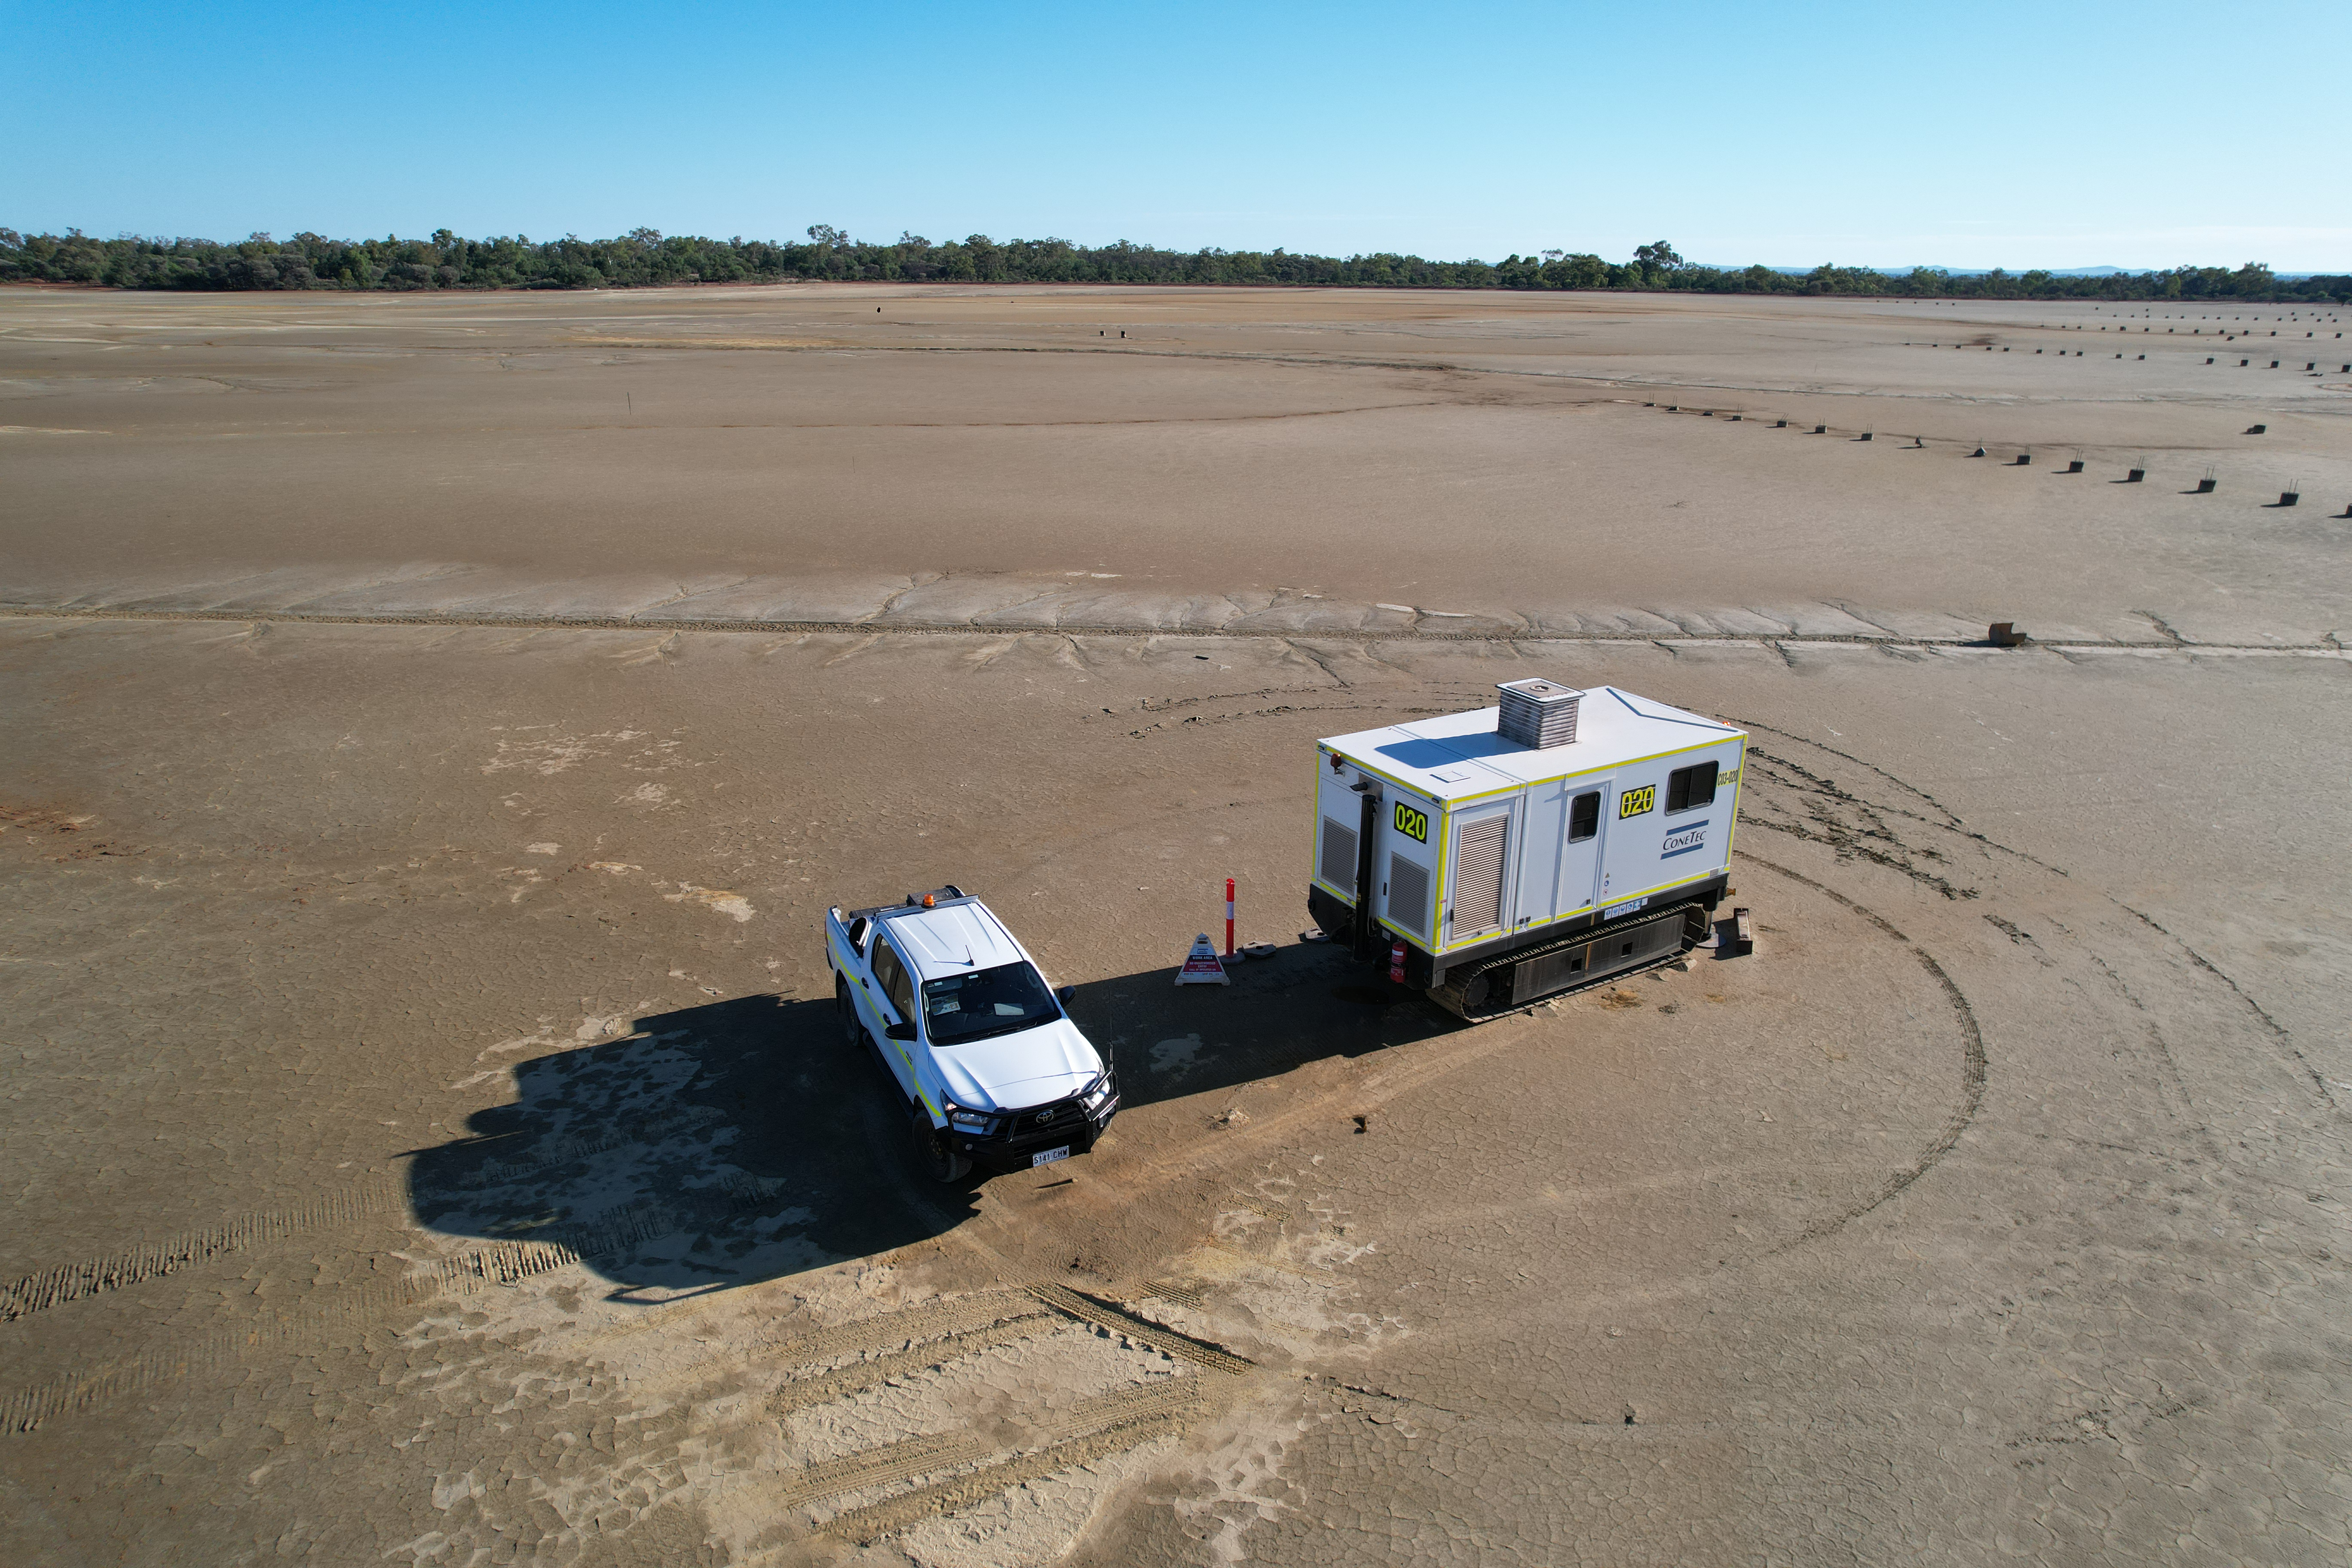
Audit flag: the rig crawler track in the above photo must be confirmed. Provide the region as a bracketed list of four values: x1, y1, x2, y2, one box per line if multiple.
[1430, 900, 1710, 1019]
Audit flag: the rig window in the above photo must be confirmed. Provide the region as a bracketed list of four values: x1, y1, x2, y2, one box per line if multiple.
[1568, 790, 1601, 842]
[1666, 762, 1718, 814]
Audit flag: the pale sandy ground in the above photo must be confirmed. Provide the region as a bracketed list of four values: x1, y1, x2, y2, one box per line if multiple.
[1, 285, 2348, 1566]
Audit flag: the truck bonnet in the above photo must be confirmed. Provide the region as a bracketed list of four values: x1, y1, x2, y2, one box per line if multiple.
[928, 1017, 1102, 1113]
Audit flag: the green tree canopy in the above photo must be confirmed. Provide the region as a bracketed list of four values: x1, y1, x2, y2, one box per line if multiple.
[0, 228, 2340, 303]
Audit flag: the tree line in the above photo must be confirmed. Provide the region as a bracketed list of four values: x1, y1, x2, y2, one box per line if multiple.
[2, 227, 2342, 303]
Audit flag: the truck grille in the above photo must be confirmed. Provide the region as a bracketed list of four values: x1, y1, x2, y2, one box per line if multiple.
[1000, 1096, 1091, 1149]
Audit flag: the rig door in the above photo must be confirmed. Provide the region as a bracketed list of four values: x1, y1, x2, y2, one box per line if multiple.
[1380, 791, 1439, 945]
[1513, 784, 1567, 934]
[1445, 802, 1514, 945]
[1555, 779, 1608, 918]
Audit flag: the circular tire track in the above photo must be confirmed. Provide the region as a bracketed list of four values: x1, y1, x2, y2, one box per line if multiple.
[1741, 853, 1988, 1251]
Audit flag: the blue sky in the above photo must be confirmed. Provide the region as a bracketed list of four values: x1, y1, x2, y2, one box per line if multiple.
[8, 0, 2343, 271]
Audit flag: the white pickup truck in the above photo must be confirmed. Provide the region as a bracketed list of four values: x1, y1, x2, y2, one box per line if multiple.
[826, 886, 1119, 1182]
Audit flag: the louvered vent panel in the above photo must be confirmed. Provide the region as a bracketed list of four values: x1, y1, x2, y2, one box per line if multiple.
[1320, 818, 1359, 888]
[1496, 679, 1583, 749]
[1450, 816, 1510, 937]
[1387, 854, 1430, 937]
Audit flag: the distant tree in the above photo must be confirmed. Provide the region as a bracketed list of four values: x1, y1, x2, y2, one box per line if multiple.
[1632, 241, 1683, 284]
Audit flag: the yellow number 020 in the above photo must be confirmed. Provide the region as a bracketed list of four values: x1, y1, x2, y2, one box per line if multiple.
[1619, 785, 1655, 819]
[1393, 802, 1429, 842]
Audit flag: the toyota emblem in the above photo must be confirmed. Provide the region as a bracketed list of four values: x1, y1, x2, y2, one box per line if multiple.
[1035, 1110, 1053, 1125]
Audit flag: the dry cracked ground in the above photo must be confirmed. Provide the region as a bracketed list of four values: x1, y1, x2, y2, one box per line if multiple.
[1, 284, 2348, 1566]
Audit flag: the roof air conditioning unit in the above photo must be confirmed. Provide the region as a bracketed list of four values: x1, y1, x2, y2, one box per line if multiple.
[1495, 679, 1582, 749]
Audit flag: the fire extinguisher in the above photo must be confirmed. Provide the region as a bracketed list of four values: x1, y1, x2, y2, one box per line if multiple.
[1389, 939, 1407, 984]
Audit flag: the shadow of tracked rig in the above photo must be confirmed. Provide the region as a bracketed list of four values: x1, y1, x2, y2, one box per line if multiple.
[1306, 680, 1744, 1019]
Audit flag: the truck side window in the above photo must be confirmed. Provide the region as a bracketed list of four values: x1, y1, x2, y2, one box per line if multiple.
[1666, 762, 1718, 813]
[873, 942, 916, 1021]
[1568, 790, 1600, 842]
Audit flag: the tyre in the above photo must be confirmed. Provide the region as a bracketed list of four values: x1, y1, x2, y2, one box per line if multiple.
[911, 1103, 972, 1183]
[836, 974, 865, 1050]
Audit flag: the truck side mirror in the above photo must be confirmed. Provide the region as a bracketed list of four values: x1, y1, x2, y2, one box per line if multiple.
[1055, 986, 1075, 1008]
[884, 1020, 917, 1042]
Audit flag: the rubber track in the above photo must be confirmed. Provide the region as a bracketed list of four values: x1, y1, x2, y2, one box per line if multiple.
[1432, 899, 1704, 1019]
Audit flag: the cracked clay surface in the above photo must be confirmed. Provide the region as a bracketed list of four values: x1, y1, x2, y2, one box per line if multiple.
[1, 285, 2347, 1566]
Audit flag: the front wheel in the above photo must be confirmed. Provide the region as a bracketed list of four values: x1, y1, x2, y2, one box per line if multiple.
[911, 1104, 972, 1183]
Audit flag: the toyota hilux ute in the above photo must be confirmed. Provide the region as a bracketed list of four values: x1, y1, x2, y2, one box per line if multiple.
[826, 887, 1118, 1182]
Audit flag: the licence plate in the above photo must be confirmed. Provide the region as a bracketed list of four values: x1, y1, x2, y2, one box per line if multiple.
[1030, 1146, 1072, 1168]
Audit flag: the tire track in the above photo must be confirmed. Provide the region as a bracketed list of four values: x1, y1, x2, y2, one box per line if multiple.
[767, 1311, 1063, 1415]
[1026, 1283, 1256, 1374]
[777, 1428, 1000, 1511]
[811, 1377, 1214, 1546]
[0, 1174, 407, 1323]
[2116, 903, 2342, 1117]
[1743, 854, 1989, 1252]
[744, 1284, 1255, 1546]
[1, 1093, 773, 1331]
[1, 1206, 677, 1434]
[750, 1286, 1044, 1371]
[1743, 722, 2324, 1124]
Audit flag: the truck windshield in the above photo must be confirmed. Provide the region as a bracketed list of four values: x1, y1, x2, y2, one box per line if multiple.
[920, 962, 1060, 1045]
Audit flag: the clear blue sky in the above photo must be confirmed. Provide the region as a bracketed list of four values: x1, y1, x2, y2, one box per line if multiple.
[9, 0, 2344, 271]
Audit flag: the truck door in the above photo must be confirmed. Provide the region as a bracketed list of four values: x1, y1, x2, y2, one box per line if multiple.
[1555, 781, 1606, 918]
[868, 938, 922, 1101]
[830, 910, 885, 1031]
[1445, 802, 1514, 945]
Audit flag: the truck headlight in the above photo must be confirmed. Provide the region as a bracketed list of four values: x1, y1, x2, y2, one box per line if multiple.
[1080, 1074, 1113, 1112]
[948, 1107, 995, 1134]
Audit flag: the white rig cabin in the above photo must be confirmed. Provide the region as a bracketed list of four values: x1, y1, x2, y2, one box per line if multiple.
[1308, 680, 1746, 1017]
